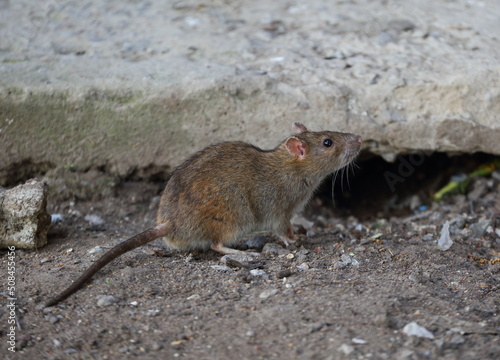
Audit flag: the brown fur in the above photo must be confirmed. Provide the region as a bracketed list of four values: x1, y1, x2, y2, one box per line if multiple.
[46, 123, 362, 306]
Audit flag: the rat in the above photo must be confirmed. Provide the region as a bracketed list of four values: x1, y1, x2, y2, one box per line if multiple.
[46, 122, 362, 306]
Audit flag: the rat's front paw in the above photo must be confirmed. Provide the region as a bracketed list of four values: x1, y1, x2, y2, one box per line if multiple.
[279, 235, 296, 247]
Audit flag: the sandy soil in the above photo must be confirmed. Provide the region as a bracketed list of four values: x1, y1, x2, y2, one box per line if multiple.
[2, 158, 499, 359]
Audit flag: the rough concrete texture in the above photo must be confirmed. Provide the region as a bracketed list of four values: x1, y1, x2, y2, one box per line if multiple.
[0, 178, 51, 248]
[0, 0, 499, 183]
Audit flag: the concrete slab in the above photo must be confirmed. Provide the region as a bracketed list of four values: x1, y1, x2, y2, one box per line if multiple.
[1, 0, 499, 184]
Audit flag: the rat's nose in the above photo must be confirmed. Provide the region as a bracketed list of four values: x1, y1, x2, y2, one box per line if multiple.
[349, 134, 362, 147]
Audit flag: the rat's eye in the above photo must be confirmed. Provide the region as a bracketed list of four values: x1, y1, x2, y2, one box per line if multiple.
[323, 138, 333, 147]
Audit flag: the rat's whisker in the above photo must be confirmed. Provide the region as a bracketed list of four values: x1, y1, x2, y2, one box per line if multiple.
[331, 170, 340, 207]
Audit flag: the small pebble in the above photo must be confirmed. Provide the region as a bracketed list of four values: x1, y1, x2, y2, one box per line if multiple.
[211, 265, 232, 272]
[451, 216, 466, 229]
[334, 254, 360, 269]
[296, 248, 309, 263]
[51, 214, 64, 223]
[297, 262, 309, 271]
[277, 269, 293, 278]
[250, 269, 266, 276]
[437, 221, 453, 251]
[45, 315, 59, 324]
[333, 260, 349, 269]
[262, 243, 283, 255]
[402, 322, 434, 339]
[89, 246, 103, 254]
[84, 214, 105, 225]
[84, 214, 106, 230]
[220, 253, 258, 264]
[68, 209, 82, 217]
[373, 312, 389, 327]
[352, 338, 367, 345]
[470, 219, 491, 237]
[259, 288, 278, 299]
[119, 346, 134, 353]
[97, 295, 118, 307]
[338, 343, 355, 355]
[147, 309, 161, 317]
[150, 341, 162, 351]
[396, 348, 416, 360]
[422, 234, 434, 241]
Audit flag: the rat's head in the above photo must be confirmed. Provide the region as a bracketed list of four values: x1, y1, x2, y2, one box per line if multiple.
[284, 122, 362, 179]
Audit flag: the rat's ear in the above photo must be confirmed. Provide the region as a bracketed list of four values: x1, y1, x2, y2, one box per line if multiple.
[292, 122, 308, 134]
[285, 137, 307, 159]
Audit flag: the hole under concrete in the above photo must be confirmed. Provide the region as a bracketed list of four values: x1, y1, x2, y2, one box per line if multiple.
[314, 152, 497, 220]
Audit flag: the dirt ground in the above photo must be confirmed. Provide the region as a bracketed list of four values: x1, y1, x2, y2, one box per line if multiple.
[2, 155, 500, 360]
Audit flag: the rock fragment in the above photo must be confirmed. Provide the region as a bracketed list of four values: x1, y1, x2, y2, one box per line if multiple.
[402, 322, 434, 339]
[0, 179, 51, 249]
[97, 295, 118, 307]
[437, 221, 453, 251]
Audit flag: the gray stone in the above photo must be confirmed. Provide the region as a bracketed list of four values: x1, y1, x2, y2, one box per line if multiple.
[338, 343, 355, 355]
[261, 242, 284, 255]
[220, 253, 260, 265]
[45, 315, 59, 324]
[211, 265, 232, 272]
[470, 219, 491, 237]
[437, 221, 453, 251]
[0, 0, 499, 189]
[50, 214, 64, 224]
[250, 269, 266, 276]
[97, 295, 118, 307]
[0, 179, 51, 249]
[84, 214, 106, 230]
[402, 322, 434, 339]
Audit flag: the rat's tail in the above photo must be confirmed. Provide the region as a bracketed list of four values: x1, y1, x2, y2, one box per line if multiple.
[45, 223, 170, 307]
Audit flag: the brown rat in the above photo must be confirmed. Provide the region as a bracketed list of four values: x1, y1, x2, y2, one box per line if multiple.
[46, 122, 361, 306]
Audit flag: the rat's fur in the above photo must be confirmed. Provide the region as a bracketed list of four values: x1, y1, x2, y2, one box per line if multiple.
[46, 123, 361, 306]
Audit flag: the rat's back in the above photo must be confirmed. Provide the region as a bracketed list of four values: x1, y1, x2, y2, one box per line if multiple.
[156, 141, 271, 250]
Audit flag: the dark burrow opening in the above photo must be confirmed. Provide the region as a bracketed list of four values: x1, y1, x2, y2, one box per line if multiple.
[314, 151, 498, 220]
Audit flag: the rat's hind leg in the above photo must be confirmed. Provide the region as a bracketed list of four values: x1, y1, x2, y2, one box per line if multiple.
[276, 222, 296, 247]
[211, 242, 246, 254]
[211, 242, 260, 256]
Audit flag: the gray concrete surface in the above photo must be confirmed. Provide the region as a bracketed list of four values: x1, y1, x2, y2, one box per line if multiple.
[1, 0, 499, 185]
